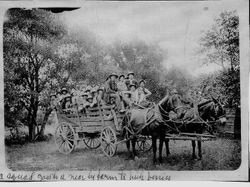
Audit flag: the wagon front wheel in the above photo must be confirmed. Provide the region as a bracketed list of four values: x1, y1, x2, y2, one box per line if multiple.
[100, 126, 117, 157]
[54, 122, 77, 154]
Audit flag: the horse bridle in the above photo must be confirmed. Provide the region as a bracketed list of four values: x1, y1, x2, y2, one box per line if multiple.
[158, 103, 170, 118]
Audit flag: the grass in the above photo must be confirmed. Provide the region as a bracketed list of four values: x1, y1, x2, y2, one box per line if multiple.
[5, 137, 241, 171]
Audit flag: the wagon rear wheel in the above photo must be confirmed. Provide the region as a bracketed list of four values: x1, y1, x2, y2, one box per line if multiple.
[54, 122, 77, 154]
[100, 126, 117, 157]
[137, 136, 152, 152]
[83, 133, 101, 149]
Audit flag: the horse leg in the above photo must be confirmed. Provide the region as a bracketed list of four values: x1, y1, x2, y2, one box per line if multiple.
[159, 136, 164, 163]
[152, 136, 157, 164]
[126, 140, 131, 157]
[165, 139, 170, 156]
[131, 138, 137, 159]
[192, 140, 197, 159]
[198, 140, 202, 159]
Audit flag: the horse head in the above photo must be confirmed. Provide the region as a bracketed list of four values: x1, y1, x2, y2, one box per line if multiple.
[157, 94, 172, 120]
[210, 95, 226, 125]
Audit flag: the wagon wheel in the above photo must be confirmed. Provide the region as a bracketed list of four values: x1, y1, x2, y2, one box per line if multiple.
[100, 126, 117, 157]
[54, 122, 77, 154]
[137, 136, 152, 152]
[83, 133, 101, 149]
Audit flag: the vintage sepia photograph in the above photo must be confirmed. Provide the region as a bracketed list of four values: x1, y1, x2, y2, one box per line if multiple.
[1, 0, 249, 181]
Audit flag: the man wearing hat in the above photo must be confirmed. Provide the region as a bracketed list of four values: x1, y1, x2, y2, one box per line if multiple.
[61, 94, 72, 110]
[85, 85, 92, 95]
[117, 74, 128, 92]
[125, 71, 138, 90]
[60, 87, 68, 101]
[78, 92, 89, 113]
[168, 88, 189, 120]
[86, 94, 97, 108]
[108, 73, 118, 92]
[91, 87, 98, 97]
[129, 83, 139, 104]
[97, 86, 106, 106]
[106, 73, 125, 112]
[56, 90, 62, 106]
[50, 93, 57, 109]
[61, 87, 68, 95]
[137, 79, 152, 105]
[103, 75, 111, 104]
[71, 89, 79, 107]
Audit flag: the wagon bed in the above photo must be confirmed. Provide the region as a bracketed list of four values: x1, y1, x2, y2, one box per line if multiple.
[57, 105, 124, 133]
[54, 104, 151, 155]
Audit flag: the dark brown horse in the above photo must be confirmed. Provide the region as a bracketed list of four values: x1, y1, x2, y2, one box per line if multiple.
[123, 93, 226, 163]
[163, 95, 226, 159]
[122, 94, 172, 163]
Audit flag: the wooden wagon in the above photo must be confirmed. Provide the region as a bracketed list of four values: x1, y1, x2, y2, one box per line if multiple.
[54, 105, 152, 156]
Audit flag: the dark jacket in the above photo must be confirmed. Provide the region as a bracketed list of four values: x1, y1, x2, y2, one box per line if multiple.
[108, 80, 118, 93]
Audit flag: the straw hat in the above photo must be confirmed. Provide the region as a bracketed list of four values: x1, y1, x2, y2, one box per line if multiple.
[127, 71, 134, 76]
[119, 74, 125, 79]
[110, 72, 118, 78]
[139, 79, 146, 84]
[129, 83, 136, 88]
[61, 87, 68, 94]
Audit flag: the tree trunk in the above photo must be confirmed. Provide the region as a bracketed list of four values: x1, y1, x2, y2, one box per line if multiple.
[39, 107, 53, 137]
[28, 95, 39, 141]
[234, 106, 241, 139]
[28, 118, 36, 141]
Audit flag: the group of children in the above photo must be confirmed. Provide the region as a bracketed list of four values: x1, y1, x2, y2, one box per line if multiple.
[50, 71, 152, 114]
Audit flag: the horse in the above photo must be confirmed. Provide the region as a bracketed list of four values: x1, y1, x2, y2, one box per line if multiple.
[123, 92, 226, 163]
[163, 95, 226, 159]
[122, 94, 172, 163]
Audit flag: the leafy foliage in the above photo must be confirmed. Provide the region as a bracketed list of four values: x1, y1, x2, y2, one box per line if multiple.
[199, 10, 239, 71]
[197, 10, 240, 108]
[4, 8, 66, 140]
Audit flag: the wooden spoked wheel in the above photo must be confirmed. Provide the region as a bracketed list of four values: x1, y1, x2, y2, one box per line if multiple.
[100, 126, 117, 157]
[54, 122, 77, 154]
[137, 136, 152, 152]
[83, 133, 101, 149]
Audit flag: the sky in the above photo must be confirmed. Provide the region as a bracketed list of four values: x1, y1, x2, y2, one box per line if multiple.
[60, 1, 240, 77]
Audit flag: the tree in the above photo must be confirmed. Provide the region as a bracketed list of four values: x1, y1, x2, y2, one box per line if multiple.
[4, 8, 66, 140]
[198, 10, 240, 108]
[199, 10, 239, 71]
[53, 28, 109, 87]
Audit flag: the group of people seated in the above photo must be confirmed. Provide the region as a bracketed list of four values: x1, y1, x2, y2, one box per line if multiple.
[49, 71, 152, 114]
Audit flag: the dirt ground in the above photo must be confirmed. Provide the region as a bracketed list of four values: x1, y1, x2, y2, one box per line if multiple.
[6, 136, 241, 171]
[5, 112, 241, 171]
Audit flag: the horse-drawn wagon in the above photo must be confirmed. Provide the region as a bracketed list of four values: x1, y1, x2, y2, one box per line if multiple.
[54, 93, 225, 162]
[54, 104, 152, 156]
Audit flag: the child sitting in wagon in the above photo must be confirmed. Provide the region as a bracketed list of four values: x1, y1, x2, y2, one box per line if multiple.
[86, 95, 97, 108]
[61, 94, 74, 114]
[97, 86, 106, 106]
[78, 92, 89, 113]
